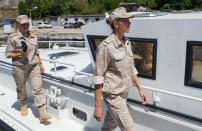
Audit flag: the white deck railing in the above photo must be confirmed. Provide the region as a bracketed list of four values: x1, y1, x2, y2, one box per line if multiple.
[0, 40, 86, 53]
[142, 85, 202, 103]
[41, 58, 93, 84]
[38, 40, 85, 50]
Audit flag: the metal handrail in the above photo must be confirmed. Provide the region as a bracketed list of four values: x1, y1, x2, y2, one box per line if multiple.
[41, 58, 76, 76]
[0, 40, 86, 53]
[142, 85, 202, 102]
[73, 70, 93, 86]
[41, 58, 93, 83]
[73, 70, 93, 77]
[38, 40, 85, 50]
[38, 40, 85, 43]
[41, 58, 76, 67]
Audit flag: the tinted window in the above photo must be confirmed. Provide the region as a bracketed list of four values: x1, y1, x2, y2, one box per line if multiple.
[192, 46, 202, 83]
[185, 41, 202, 88]
[87, 35, 157, 79]
[130, 38, 157, 79]
[50, 66, 68, 72]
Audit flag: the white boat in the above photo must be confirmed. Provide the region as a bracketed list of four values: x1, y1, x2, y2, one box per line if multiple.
[0, 11, 202, 131]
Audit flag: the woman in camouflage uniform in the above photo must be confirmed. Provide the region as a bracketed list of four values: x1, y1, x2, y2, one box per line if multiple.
[6, 15, 51, 123]
[93, 7, 147, 131]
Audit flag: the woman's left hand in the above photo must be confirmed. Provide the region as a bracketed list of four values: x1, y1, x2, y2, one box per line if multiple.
[39, 64, 45, 74]
[139, 90, 147, 105]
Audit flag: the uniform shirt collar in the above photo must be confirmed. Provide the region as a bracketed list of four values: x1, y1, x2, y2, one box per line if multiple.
[17, 30, 35, 39]
[112, 33, 129, 48]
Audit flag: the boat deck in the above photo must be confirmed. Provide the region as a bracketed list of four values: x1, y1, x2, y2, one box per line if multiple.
[0, 85, 91, 131]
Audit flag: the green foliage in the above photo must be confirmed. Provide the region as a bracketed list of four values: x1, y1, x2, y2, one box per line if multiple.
[18, 0, 202, 19]
[18, 1, 26, 15]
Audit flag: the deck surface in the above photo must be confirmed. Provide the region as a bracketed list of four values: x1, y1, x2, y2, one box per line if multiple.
[0, 86, 89, 131]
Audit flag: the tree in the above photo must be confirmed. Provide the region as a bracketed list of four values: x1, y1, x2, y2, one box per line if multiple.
[18, 0, 202, 19]
[18, 1, 26, 15]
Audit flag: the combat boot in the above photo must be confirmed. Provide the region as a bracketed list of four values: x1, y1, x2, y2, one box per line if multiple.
[20, 101, 28, 116]
[38, 105, 52, 123]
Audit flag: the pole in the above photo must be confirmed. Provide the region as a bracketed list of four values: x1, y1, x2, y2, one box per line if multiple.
[29, 11, 32, 29]
[29, 7, 37, 29]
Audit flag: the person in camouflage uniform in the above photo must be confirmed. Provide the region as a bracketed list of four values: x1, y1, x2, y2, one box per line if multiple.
[6, 15, 51, 123]
[93, 7, 147, 131]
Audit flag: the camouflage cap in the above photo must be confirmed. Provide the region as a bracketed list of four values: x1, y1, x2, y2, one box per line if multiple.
[108, 7, 135, 24]
[16, 15, 29, 24]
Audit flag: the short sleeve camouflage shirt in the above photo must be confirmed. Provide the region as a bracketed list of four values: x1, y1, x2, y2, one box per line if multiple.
[6, 31, 39, 65]
[93, 33, 138, 94]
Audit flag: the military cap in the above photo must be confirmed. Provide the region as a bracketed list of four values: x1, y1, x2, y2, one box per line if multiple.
[108, 7, 135, 24]
[16, 15, 29, 24]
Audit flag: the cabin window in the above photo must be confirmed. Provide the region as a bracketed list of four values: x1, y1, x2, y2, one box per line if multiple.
[50, 66, 68, 72]
[87, 35, 157, 79]
[185, 41, 202, 88]
[130, 38, 157, 79]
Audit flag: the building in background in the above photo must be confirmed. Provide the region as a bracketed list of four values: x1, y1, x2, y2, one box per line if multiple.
[3, 18, 16, 33]
[48, 15, 105, 27]
[3, 15, 105, 31]
[61, 15, 105, 24]
[32, 15, 105, 27]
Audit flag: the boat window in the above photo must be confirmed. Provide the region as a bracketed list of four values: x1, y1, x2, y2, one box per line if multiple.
[50, 66, 68, 72]
[87, 35, 157, 79]
[49, 51, 79, 59]
[185, 41, 202, 88]
[130, 38, 157, 79]
[80, 63, 93, 74]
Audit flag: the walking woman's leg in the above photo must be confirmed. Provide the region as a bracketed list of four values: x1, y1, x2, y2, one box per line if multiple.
[28, 64, 51, 123]
[104, 94, 137, 131]
[101, 109, 118, 131]
[28, 64, 45, 107]
[12, 66, 28, 116]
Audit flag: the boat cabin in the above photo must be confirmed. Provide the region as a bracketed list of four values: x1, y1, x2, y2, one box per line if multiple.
[82, 11, 202, 122]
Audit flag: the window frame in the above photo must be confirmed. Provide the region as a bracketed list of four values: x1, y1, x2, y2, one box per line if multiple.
[185, 41, 202, 88]
[87, 35, 158, 80]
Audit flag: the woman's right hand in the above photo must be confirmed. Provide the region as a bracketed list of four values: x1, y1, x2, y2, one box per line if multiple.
[7, 50, 26, 58]
[94, 106, 103, 122]
[15, 49, 26, 56]
[19, 49, 27, 57]
[21, 51, 27, 56]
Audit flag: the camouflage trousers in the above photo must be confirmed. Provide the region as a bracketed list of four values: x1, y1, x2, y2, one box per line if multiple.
[102, 90, 137, 131]
[12, 64, 46, 107]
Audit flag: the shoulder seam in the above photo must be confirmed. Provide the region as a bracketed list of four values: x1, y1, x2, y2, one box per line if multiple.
[103, 38, 114, 45]
[8, 33, 17, 38]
